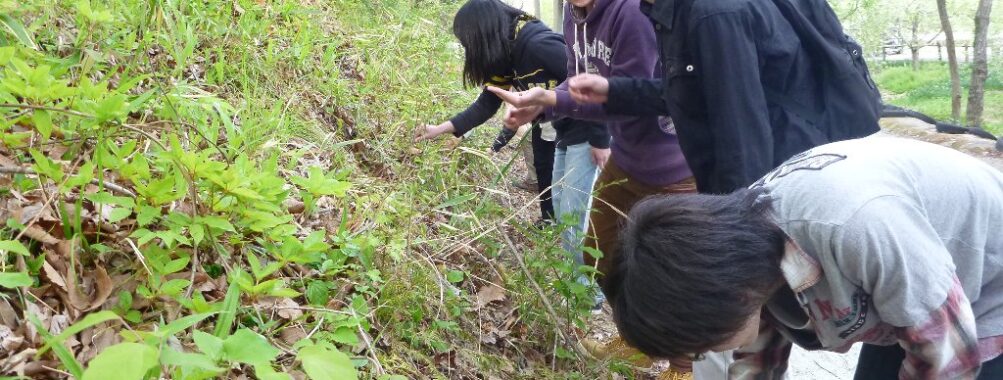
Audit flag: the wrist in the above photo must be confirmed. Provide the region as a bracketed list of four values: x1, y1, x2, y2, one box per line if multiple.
[544, 90, 557, 107]
[440, 122, 456, 135]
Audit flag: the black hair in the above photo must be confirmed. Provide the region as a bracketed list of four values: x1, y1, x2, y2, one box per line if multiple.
[452, 0, 527, 87]
[605, 188, 787, 359]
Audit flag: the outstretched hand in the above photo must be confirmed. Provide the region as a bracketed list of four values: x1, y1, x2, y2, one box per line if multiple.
[415, 122, 455, 142]
[502, 105, 544, 130]
[568, 74, 610, 104]
[486, 86, 556, 108]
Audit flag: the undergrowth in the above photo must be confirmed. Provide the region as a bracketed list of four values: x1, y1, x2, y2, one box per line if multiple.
[0, 1, 616, 379]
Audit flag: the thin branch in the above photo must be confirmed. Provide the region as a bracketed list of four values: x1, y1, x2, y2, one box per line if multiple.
[0, 166, 136, 197]
[0, 103, 92, 118]
[499, 228, 586, 357]
[349, 303, 387, 376]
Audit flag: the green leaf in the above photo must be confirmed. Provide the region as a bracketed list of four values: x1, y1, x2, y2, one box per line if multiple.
[189, 224, 205, 246]
[582, 246, 604, 260]
[0, 240, 29, 256]
[29, 149, 63, 183]
[330, 327, 358, 346]
[38, 311, 119, 356]
[64, 161, 96, 189]
[255, 365, 293, 380]
[0, 14, 38, 50]
[158, 312, 213, 338]
[162, 256, 191, 274]
[445, 270, 464, 284]
[305, 281, 329, 306]
[268, 287, 301, 298]
[193, 330, 224, 360]
[159, 279, 191, 296]
[291, 166, 350, 197]
[434, 193, 476, 210]
[135, 205, 160, 226]
[222, 329, 280, 366]
[81, 343, 159, 380]
[198, 215, 235, 232]
[213, 278, 240, 338]
[0, 272, 32, 288]
[28, 313, 83, 378]
[106, 207, 132, 223]
[297, 345, 358, 380]
[32, 109, 52, 140]
[85, 191, 135, 207]
[161, 347, 223, 373]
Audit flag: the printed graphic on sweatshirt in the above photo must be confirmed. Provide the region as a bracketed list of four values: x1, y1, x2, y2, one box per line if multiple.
[806, 287, 896, 346]
[752, 152, 847, 188]
[572, 38, 612, 68]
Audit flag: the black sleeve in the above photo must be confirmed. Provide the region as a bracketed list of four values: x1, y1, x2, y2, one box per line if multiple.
[604, 77, 668, 117]
[449, 88, 504, 137]
[587, 122, 611, 149]
[528, 33, 570, 81]
[690, 11, 773, 193]
[491, 127, 518, 152]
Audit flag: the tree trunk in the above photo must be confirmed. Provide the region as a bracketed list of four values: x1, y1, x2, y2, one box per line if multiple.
[966, 0, 994, 128]
[553, 0, 563, 28]
[937, 0, 962, 121]
[910, 17, 921, 71]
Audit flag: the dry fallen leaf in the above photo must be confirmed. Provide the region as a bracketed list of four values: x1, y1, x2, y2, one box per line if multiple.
[22, 225, 59, 245]
[474, 285, 506, 310]
[0, 324, 24, 354]
[0, 298, 18, 328]
[66, 264, 114, 312]
[42, 260, 67, 291]
[279, 326, 307, 346]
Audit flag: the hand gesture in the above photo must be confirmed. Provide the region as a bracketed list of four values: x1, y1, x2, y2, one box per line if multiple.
[568, 74, 610, 104]
[486, 86, 556, 108]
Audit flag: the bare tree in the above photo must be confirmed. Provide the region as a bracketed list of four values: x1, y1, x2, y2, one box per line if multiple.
[893, 2, 942, 71]
[966, 0, 994, 127]
[553, 0, 563, 28]
[937, 0, 962, 120]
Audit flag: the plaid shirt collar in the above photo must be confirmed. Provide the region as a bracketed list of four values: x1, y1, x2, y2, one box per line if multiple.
[780, 241, 823, 293]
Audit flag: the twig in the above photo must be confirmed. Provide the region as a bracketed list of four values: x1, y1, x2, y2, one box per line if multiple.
[0, 166, 136, 197]
[125, 238, 154, 277]
[349, 302, 386, 376]
[0, 103, 92, 118]
[306, 315, 325, 340]
[40, 365, 73, 377]
[118, 123, 169, 151]
[498, 228, 586, 357]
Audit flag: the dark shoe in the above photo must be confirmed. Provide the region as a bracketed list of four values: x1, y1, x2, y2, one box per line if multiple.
[512, 178, 538, 192]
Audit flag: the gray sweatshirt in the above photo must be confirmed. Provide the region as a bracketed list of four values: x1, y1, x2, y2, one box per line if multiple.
[756, 136, 1003, 350]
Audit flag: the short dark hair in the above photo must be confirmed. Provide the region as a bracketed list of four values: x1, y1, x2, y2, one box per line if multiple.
[606, 188, 787, 359]
[452, 0, 527, 87]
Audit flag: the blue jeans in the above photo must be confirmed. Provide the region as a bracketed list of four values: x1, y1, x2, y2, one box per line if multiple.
[552, 143, 600, 292]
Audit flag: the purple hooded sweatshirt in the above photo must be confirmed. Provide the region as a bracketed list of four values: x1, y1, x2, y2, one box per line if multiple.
[546, 0, 691, 187]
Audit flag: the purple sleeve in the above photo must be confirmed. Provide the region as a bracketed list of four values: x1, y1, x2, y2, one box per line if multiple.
[547, 2, 657, 123]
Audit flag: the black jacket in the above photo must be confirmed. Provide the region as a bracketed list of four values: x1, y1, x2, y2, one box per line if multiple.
[449, 18, 609, 149]
[606, 0, 843, 194]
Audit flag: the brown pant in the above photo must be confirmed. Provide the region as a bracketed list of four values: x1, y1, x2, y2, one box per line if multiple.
[584, 158, 697, 290]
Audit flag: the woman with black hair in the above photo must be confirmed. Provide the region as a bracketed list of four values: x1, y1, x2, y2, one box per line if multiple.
[416, 0, 610, 226]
